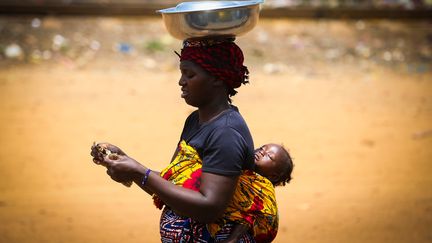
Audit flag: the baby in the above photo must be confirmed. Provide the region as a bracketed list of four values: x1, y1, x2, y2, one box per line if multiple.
[253, 143, 294, 187]
[221, 143, 294, 243]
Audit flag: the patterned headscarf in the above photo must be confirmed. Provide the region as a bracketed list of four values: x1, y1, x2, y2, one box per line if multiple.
[178, 37, 249, 96]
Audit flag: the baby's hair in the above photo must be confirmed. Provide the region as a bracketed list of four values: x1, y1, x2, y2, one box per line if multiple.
[274, 145, 294, 187]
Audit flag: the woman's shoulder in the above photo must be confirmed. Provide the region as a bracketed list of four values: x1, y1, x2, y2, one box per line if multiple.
[220, 106, 251, 134]
[207, 106, 254, 149]
[184, 110, 199, 125]
[187, 109, 199, 119]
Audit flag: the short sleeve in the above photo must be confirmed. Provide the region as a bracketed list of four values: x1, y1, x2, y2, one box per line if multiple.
[202, 127, 248, 176]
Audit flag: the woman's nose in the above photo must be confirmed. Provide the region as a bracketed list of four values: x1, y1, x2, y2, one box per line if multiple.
[179, 75, 186, 86]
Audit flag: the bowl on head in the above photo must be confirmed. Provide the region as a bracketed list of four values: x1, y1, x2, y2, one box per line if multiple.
[157, 0, 264, 40]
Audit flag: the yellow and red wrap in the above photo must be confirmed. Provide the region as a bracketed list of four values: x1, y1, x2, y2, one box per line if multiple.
[153, 140, 279, 242]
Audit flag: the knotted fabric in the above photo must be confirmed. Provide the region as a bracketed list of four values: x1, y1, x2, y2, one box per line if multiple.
[179, 38, 249, 95]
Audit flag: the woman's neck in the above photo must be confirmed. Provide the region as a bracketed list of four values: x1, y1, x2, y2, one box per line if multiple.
[198, 101, 231, 124]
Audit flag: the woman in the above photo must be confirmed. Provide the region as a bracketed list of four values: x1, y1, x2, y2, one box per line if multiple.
[91, 37, 255, 242]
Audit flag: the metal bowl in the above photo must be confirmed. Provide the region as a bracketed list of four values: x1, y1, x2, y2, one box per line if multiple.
[157, 1, 264, 40]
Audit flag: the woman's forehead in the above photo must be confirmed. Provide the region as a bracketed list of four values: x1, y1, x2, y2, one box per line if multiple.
[179, 60, 192, 68]
[180, 60, 199, 70]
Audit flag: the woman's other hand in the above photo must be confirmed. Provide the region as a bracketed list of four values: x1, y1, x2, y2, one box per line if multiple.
[103, 152, 146, 183]
[91, 142, 143, 182]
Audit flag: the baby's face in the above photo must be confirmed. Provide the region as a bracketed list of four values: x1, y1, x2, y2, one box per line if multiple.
[254, 144, 287, 182]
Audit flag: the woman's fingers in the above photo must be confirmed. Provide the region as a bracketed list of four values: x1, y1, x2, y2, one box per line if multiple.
[92, 143, 138, 183]
[90, 142, 124, 165]
[102, 156, 116, 167]
[107, 145, 126, 156]
[90, 146, 100, 158]
[92, 142, 133, 185]
[95, 142, 126, 156]
[106, 168, 116, 178]
[90, 143, 106, 162]
[93, 158, 102, 165]
[108, 153, 120, 160]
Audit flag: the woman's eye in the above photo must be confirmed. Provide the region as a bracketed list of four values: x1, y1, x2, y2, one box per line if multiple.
[182, 71, 194, 79]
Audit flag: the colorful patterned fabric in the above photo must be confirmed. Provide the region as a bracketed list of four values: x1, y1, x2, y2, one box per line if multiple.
[179, 38, 249, 92]
[154, 140, 279, 242]
[160, 208, 255, 243]
[160, 207, 211, 243]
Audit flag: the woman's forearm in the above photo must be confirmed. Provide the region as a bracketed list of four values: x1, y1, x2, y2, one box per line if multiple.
[101, 153, 238, 222]
[133, 171, 160, 196]
[133, 168, 238, 223]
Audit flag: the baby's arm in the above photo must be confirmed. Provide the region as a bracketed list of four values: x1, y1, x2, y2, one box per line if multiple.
[221, 224, 249, 243]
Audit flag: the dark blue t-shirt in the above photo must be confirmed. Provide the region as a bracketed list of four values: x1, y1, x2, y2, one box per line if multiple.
[179, 106, 255, 176]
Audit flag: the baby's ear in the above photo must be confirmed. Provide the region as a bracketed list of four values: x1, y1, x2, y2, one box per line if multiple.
[268, 174, 281, 184]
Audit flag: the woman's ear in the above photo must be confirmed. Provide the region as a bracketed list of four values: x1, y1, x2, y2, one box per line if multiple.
[212, 78, 224, 87]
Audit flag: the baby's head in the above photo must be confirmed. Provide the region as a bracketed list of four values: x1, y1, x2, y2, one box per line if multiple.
[254, 143, 294, 186]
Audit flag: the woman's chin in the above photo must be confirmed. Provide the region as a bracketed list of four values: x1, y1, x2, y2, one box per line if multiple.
[183, 98, 196, 107]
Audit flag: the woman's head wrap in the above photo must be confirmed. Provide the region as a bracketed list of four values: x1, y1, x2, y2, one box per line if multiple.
[178, 37, 249, 97]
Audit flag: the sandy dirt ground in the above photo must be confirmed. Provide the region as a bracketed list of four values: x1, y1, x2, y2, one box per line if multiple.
[0, 17, 431, 243]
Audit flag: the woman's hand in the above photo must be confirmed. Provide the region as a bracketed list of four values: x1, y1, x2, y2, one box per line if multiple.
[90, 142, 145, 183]
[91, 142, 126, 165]
[105, 154, 146, 183]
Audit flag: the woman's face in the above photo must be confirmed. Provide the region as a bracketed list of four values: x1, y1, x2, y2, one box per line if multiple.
[179, 60, 216, 107]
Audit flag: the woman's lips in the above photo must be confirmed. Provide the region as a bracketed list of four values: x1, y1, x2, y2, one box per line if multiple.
[181, 89, 188, 98]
